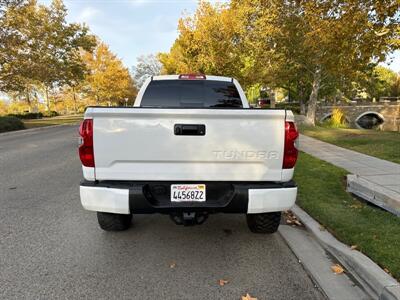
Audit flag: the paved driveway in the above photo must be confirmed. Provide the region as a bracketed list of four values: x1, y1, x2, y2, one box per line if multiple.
[0, 126, 323, 299]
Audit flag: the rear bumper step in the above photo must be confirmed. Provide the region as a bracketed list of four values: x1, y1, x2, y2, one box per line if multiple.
[80, 181, 297, 214]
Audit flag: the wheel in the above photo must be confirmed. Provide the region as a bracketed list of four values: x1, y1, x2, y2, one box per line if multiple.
[246, 212, 281, 234]
[97, 212, 132, 231]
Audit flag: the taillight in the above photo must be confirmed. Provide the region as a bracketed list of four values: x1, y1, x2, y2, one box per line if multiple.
[179, 74, 206, 80]
[78, 119, 94, 167]
[283, 121, 299, 169]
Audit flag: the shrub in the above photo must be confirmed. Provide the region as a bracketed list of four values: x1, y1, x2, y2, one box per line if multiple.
[7, 112, 43, 119]
[331, 108, 344, 126]
[0, 116, 25, 133]
[42, 110, 59, 118]
[322, 108, 348, 128]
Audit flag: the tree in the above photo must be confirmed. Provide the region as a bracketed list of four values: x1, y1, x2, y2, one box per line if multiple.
[391, 73, 400, 97]
[241, 0, 399, 123]
[367, 66, 399, 99]
[0, 0, 95, 109]
[30, 0, 95, 109]
[159, 1, 245, 83]
[131, 54, 162, 88]
[161, 0, 400, 124]
[81, 41, 137, 106]
[0, 0, 36, 93]
[158, 43, 191, 75]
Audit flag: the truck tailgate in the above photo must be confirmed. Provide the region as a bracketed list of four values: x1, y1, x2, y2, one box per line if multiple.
[86, 108, 286, 181]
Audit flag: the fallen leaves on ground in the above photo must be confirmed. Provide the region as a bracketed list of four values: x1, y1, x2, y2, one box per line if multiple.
[169, 262, 176, 268]
[350, 203, 363, 209]
[331, 264, 344, 274]
[283, 210, 303, 226]
[242, 293, 257, 300]
[350, 245, 358, 250]
[319, 225, 326, 231]
[384, 268, 392, 276]
[218, 279, 229, 286]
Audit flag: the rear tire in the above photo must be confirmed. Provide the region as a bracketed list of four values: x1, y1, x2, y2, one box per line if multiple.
[246, 212, 281, 234]
[97, 212, 132, 231]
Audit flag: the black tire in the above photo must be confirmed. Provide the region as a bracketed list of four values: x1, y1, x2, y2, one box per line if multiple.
[97, 212, 132, 231]
[246, 212, 281, 234]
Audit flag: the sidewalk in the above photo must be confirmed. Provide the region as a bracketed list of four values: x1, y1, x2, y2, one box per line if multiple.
[299, 134, 400, 215]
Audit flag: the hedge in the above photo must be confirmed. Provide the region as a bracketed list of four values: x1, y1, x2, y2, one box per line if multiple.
[0, 116, 25, 133]
[42, 110, 59, 118]
[7, 112, 43, 119]
[7, 111, 59, 119]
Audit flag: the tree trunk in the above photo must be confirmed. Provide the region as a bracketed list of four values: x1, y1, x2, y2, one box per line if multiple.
[45, 87, 50, 111]
[337, 90, 342, 104]
[297, 83, 306, 115]
[25, 87, 31, 112]
[299, 99, 306, 115]
[72, 86, 77, 114]
[306, 69, 321, 125]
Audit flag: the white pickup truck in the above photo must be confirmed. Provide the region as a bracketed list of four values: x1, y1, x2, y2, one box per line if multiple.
[79, 74, 298, 233]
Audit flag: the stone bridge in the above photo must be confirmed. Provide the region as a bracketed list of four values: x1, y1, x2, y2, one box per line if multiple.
[315, 102, 400, 131]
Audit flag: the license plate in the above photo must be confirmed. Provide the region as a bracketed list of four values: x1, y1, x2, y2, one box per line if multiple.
[171, 184, 206, 202]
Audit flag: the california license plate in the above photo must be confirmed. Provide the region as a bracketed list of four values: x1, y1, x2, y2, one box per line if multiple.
[171, 184, 206, 202]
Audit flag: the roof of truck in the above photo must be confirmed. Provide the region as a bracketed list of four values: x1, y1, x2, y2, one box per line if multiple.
[152, 74, 233, 82]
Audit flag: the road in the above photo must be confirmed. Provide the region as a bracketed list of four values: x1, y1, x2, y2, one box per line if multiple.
[0, 126, 323, 300]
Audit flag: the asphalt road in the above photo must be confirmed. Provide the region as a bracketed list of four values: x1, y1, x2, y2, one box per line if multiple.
[0, 125, 323, 300]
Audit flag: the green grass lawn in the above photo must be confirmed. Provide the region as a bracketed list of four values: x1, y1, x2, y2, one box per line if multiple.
[294, 152, 400, 280]
[23, 115, 83, 129]
[299, 125, 400, 164]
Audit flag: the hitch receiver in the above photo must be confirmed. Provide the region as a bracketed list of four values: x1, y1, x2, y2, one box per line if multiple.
[169, 212, 208, 226]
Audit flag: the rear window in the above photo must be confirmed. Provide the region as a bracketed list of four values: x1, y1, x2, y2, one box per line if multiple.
[140, 80, 243, 108]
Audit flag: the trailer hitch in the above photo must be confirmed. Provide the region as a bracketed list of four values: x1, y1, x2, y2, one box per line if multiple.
[169, 212, 208, 226]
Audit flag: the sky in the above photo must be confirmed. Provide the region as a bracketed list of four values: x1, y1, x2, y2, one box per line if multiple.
[39, 0, 204, 69]
[39, 0, 400, 72]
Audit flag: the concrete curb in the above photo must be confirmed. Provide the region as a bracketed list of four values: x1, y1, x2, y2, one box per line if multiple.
[291, 205, 400, 300]
[279, 225, 368, 299]
[0, 123, 78, 137]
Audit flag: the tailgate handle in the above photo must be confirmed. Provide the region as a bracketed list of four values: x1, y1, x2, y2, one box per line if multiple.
[174, 124, 206, 136]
